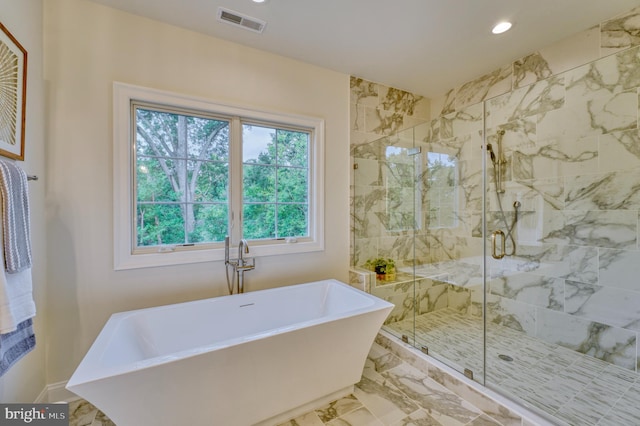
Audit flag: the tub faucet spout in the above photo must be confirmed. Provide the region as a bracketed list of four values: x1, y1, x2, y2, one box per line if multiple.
[238, 239, 249, 264]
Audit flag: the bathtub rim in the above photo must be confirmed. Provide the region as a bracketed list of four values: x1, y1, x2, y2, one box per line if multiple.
[67, 279, 393, 390]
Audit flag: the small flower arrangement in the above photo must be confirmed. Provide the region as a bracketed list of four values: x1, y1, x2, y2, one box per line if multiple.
[365, 257, 396, 281]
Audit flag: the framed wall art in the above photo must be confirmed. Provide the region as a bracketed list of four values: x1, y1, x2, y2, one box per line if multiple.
[0, 22, 27, 160]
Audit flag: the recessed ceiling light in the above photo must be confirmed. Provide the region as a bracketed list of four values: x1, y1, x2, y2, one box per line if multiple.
[492, 21, 512, 34]
[252, 0, 267, 3]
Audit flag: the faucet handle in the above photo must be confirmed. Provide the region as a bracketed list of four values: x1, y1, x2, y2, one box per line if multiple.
[237, 257, 255, 271]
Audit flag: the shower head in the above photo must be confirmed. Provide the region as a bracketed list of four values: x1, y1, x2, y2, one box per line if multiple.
[486, 143, 497, 163]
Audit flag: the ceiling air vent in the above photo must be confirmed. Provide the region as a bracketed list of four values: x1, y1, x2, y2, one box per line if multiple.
[217, 7, 266, 34]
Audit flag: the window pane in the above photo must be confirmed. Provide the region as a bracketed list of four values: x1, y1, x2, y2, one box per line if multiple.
[276, 130, 309, 167]
[243, 124, 275, 164]
[427, 152, 456, 186]
[188, 117, 229, 161]
[243, 204, 276, 240]
[190, 204, 228, 243]
[137, 157, 181, 202]
[134, 104, 231, 248]
[427, 151, 458, 229]
[190, 160, 228, 202]
[242, 124, 310, 240]
[277, 204, 308, 237]
[136, 108, 178, 158]
[243, 164, 276, 202]
[136, 108, 229, 161]
[277, 168, 308, 203]
[387, 187, 414, 231]
[136, 204, 185, 246]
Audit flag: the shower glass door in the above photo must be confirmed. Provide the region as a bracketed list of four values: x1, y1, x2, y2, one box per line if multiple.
[352, 126, 419, 346]
[482, 47, 640, 425]
[416, 105, 486, 382]
[354, 113, 487, 383]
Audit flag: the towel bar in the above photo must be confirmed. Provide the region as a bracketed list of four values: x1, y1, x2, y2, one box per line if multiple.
[27, 175, 38, 181]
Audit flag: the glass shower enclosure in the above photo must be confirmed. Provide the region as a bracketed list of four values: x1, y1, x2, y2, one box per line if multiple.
[353, 118, 485, 382]
[353, 45, 640, 425]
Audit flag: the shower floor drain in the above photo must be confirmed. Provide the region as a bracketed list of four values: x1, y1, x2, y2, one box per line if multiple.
[498, 354, 513, 362]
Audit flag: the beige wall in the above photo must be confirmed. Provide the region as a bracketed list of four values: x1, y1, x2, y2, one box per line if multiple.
[0, 0, 47, 402]
[43, 0, 350, 384]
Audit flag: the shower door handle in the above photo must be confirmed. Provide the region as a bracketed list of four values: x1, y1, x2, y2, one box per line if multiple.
[491, 230, 506, 259]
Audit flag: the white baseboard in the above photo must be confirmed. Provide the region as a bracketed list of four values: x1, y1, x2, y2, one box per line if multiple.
[35, 381, 80, 403]
[34, 386, 48, 403]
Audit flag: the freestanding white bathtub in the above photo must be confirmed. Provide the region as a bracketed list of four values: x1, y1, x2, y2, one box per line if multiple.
[67, 279, 393, 426]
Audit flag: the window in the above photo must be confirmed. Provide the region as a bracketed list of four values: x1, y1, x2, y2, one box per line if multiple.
[242, 124, 309, 240]
[384, 146, 418, 232]
[426, 151, 458, 229]
[114, 83, 324, 270]
[134, 104, 230, 247]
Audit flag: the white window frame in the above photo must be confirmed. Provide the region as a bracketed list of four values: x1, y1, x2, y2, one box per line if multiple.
[113, 82, 325, 270]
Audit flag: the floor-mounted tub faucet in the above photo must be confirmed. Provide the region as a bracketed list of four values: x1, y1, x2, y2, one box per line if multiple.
[224, 237, 255, 294]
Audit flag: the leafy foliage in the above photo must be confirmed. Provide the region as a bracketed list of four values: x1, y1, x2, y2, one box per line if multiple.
[242, 126, 309, 240]
[134, 107, 310, 247]
[135, 107, 230, 245]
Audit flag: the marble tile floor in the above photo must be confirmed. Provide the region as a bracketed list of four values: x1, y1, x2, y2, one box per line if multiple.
[386, 308, 640, 426]
[69, 341, 506, 426]
[68, 399, 115, 426]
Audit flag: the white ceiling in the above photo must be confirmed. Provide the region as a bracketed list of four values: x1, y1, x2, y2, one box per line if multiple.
[87, 0, 640, 98]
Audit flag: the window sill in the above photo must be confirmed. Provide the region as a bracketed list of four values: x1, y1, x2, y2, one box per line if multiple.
[114, 239, 324, 270]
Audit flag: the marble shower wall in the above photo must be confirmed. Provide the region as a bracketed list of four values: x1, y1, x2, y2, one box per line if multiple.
[351, 6, 640, 372]
[428, 6, 640, 372]
[350, 78, 430, 268]
[350, 78, 430, 146]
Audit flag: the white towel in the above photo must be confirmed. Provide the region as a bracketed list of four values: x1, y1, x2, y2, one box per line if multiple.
[0, 161, 32, 273]
[0, 262, 34, 334]
[0, 171, 35, 334]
